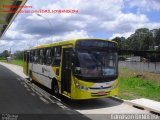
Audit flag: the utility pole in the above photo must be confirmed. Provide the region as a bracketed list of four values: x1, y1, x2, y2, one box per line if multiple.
[36, 13, 54, 44]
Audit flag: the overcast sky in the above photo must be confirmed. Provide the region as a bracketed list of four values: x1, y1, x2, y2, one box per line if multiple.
[0, 0, 160, 53]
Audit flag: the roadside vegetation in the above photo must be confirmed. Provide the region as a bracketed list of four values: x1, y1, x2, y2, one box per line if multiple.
[0, 59, 23, 67]
[0, 50, 23, 67]
[118, 68, 160, 101]
[9, 59, 23, 67]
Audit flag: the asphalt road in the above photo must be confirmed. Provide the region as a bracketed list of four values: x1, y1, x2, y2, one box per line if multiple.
[0, 64, 90, 120]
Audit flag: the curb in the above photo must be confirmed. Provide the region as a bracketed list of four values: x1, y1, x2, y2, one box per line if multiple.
[110, 97, 160, 115]
[124, 100, 160, 115]
[110, 96, 124, 102]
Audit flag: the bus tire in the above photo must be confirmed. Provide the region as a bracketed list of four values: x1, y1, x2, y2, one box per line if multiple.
[52, 79, 59, 97]
[29, 71, 33, 83]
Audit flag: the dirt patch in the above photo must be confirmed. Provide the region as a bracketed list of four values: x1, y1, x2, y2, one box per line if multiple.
[119, 68, 160, 84]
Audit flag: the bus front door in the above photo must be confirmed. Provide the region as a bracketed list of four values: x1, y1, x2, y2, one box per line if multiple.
[61, 48, 72, 94]
[24, 51, 30, 76]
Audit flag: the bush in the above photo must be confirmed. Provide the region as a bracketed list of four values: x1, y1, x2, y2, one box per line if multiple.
[0, 57, 5, 60]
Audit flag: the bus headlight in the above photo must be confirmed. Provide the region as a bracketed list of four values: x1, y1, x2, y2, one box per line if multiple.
[74, 80, 89, 91]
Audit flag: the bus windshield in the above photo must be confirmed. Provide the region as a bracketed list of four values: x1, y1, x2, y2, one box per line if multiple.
[74, 49, 118, 78]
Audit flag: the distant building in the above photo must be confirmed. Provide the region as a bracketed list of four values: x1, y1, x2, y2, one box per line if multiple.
[154, 46, 160, 50]
[126, 56, 148, 62]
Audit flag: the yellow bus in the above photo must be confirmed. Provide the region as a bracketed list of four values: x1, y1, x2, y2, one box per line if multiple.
[23, 38, 118, 99]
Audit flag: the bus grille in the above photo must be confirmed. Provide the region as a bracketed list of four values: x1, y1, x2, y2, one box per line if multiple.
[91, 91, 110, 97]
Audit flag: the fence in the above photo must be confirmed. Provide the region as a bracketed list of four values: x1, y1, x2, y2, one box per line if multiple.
[119, 61, 160, 73]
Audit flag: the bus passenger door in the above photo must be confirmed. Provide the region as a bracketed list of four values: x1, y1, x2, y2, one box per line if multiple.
[61, 48, 72, 94]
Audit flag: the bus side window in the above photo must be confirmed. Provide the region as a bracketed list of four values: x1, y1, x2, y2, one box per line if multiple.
[46, 48, 52, 65]
[39, 49, 44, 64]
[32, 50, 35, 63]
[34, 50, 39, 64]
[30, 51, 34, 63]
[52, 47, 61, 66]
[37, 49, 41, 64]
[30, 51, 32, 62]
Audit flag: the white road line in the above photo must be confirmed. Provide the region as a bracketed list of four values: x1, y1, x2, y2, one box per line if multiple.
[20, 82, 24, 85]
[24, 85, 28, 88]
[35, 91, 42, 97]
[20, 77, 70, 110]
[51, 95, 61, 102]
[31, 88, 36, 92]
[47, 98, 55, 103]
[56, 102, 63, 106]
[39, 97, 50, 104]
[56, 102, 68, 109]
[26, 88, 31, 91]
[30, 92, 36, 96]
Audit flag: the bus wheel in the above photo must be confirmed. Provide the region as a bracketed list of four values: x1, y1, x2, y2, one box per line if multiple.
[29, 71, 33, 83]
[52, 80, 59, 97]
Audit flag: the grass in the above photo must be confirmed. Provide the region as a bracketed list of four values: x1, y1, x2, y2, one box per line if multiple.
[118, 68, 160, 101]
[0, 59, 23, 67]
[10, 60, 24, 67]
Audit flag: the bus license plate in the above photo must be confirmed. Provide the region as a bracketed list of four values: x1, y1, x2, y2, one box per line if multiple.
[97, 91, 106, 95]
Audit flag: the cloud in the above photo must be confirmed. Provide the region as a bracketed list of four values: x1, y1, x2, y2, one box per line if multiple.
[1, 0, 160, 53]
[5, 0, 124, 39]
[102, 13, 149, 33]
[3, 29, 40, 41]
[125, 0, 160, 12]
[38, 30, 91, 45]
[0, 30, 90, 53]
[110, 32, 134, 39]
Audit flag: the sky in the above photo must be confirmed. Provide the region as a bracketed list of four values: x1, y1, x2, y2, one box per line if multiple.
[0, 0, 160, 53]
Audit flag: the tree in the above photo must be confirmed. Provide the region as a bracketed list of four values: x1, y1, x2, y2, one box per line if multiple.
[112, 37, 126, 49]
[113, 27, 160, 61]
[124, 28, 154, 50]
[1, 50, 10, 58]
[154, 28, 160, 48]
[14, 51, 23, 60]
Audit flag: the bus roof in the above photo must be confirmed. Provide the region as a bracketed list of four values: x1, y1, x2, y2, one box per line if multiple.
[27, 38, 117, 50]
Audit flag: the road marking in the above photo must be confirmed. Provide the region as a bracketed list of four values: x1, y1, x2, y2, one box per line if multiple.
[26, 88, 31, 91]
[31, 88, 36, 92]
[35, 91, 42, 97]
[39, 97, 50, 104]
[20, 77, 70, 110]
[24, 84, 29, 88]
[20, 82, 23, 84]
[17, 78, 21, 81]
[47, 98, 55, 103]
[51, 95, 61, 102]
[56, 102, 67, 108]
[30, 92, 36, 96]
